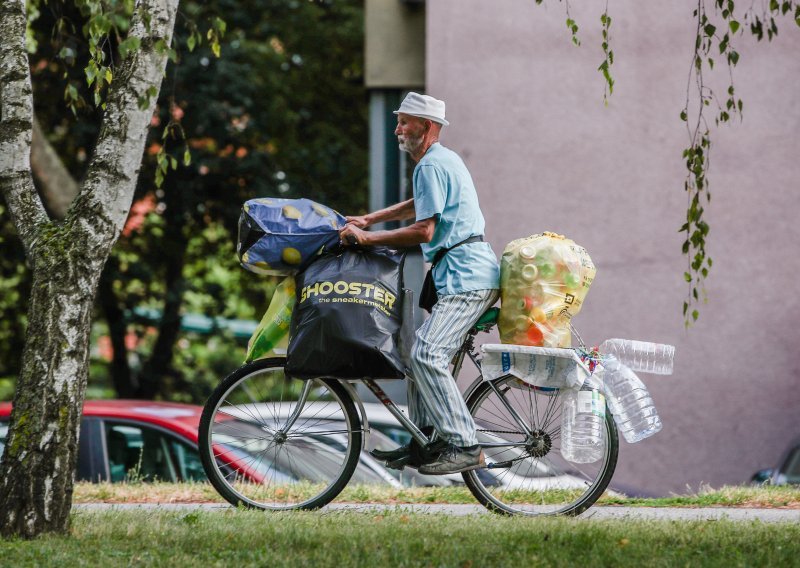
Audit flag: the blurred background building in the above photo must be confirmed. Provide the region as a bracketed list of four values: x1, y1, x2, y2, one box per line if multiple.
[365, 0, 800, 495]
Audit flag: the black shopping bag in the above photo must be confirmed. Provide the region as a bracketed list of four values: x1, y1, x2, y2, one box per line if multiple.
[286, 247, 406, 380]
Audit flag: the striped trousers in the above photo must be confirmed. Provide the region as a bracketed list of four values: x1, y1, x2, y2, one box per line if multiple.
[408, 288, 500, 447]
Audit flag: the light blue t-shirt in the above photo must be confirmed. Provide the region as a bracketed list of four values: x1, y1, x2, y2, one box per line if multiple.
[413, 143, 500, 295]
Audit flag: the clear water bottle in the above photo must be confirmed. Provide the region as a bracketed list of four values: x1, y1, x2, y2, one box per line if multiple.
[560, 376, 606, 464]
[598, 357, 663, 443]
[599, 338, 675, 375]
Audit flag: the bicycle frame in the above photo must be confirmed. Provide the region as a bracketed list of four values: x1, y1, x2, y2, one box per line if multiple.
[358, 327, 529, 452]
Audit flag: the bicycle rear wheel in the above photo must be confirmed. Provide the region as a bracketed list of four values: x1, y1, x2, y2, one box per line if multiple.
[463, 376, 618, 516]
[198, 358, 362, 510]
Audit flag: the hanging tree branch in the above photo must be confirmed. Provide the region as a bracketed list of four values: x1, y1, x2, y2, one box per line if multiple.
[680, 0, 798, 326]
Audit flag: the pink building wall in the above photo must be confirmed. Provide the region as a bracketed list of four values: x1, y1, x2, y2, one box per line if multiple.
[427, 0, 800, 494]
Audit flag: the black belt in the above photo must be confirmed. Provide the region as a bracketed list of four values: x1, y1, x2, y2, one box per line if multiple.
[431, 235, 484, 267]
[419, 235, 484, 313]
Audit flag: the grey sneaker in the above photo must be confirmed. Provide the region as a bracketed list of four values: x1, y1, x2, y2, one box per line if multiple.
[417, 444, 485, 475]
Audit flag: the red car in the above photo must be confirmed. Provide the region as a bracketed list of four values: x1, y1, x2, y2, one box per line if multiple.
[0, 400, 208, 483]
[0, 400, 426, 487]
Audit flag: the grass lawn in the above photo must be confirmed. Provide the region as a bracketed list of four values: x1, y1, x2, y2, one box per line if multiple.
[72, 481, 800, 508]
[1, 509, 798, 567]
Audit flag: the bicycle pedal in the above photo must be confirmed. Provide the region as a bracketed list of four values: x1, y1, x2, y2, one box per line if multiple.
[486, 460, 514, 469]
[385, 455, 412, 470]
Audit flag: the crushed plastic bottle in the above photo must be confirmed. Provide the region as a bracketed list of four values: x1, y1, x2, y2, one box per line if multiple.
[598, 357, 663, 443]
[598, 339, 674, 375]
[560, 376, 606, 463]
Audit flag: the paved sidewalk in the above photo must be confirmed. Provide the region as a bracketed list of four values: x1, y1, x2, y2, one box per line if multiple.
[73, 503, 800, 523]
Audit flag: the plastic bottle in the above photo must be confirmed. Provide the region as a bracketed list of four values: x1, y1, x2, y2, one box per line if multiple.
[598, 357, 663, 443]
[519, 244, 537, 262]
[521, 263, 539, 282]
[560, 376, 606, 464]
[599, 338, 675, 375]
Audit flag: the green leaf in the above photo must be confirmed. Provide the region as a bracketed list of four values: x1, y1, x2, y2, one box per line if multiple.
[187, 34, 197, 52]
[58, 47, 76, 61]
[680, 110, 688, 122]
[214, 17, 227, 35]
[170, 157, 178, 170]
[692, 309, 699, 321]
[729, 20, 740, 34]
[704, 23, 717, 37]
[118, 37, 141, 59]
[183, 148, 192, 166]
[684, 272, 692, 283]
[85, 62, 97, 87]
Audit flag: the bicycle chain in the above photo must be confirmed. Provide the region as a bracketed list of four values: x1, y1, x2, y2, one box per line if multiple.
[476, 429, 525, 436]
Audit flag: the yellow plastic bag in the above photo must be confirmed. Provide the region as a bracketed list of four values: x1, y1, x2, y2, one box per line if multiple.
[245, 276, 296, 362]
[498, 232, 596, 347]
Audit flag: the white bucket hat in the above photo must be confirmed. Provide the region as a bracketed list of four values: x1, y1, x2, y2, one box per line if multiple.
[393, 92, 449, 126]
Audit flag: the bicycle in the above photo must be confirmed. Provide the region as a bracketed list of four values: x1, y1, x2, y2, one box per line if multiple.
[198, 306, 619, 517]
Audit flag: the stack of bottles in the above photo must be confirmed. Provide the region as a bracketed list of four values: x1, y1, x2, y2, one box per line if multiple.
[498, 233, 596, 348]
[560, 339, 674, 463]
[597, 339, 674, 443]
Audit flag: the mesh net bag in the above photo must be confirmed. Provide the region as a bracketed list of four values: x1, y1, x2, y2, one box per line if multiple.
[498, 232, 596, 347]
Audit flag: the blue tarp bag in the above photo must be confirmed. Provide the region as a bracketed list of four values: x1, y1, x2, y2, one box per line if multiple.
[237, 197, 347, 275]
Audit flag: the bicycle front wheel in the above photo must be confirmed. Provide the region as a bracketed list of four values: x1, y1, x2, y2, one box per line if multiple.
[198, 358, 363, 510]
[463, 376, 618, 516]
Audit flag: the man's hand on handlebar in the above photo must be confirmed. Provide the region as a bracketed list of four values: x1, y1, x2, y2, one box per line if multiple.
[345, 215, 370, 229]
[339, 224, 366, 246]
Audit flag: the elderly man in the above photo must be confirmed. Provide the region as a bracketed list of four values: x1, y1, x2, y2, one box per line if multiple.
[339, 93, 500, 475]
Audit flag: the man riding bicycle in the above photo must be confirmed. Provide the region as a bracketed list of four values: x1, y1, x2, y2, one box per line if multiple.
[339, 93, 500, 474]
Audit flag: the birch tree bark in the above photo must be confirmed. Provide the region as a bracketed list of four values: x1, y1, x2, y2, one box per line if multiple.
[30, 117, 80, 220]
[0, 0, 179, 538]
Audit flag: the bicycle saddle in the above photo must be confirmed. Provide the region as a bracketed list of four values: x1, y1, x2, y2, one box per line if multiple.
[473, 306, 499, 332]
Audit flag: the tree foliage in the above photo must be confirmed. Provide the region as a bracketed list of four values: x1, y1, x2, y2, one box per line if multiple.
[0, 0, 367, 401]
[678, 0, 798, 325]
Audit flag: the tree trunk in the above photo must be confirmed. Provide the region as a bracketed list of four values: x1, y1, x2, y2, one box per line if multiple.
[137, 224, 188, 398]
[30, 117, 80, 219]
[0, 0, 180, 538]
[98, 268, 136, 398]
[0, 236, 105, 536]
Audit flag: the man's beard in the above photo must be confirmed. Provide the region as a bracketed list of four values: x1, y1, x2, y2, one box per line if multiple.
[398, 134, 424, 154]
